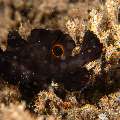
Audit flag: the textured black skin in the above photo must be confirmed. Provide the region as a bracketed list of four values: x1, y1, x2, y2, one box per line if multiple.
[0, 29, 102, 100]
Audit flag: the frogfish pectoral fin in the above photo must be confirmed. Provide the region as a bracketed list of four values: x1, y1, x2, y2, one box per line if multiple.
[63, 30, 103, 71]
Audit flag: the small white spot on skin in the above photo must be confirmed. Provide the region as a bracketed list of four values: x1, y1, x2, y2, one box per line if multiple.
[11, 35, 16, 39]
[13, 56, 17, 60]
[30, 53, 34, 57]
[81, 52, 84, 55]
[61, 55, 66, 60]
[12, 70, 15, 73]
[24, 70, 31, 75]
[42, 46, 46, 51]
[88, 49, 92, 53]
[32, 72, 35, 76]
[33, 81, 37, 85]
[44, 60, 48, 64]
[12, 62, 17, 68]
[93, 45, 96, 48]
[21, 71, 30, 80]
[22, 72, 26, 75]
[20, 65, 26, 70]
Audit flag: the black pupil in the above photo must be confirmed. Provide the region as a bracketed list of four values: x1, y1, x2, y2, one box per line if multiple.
[53, 46, 63, 57]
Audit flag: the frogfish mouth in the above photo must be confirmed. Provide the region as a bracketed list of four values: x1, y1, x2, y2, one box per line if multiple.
[0, 29, 103, 91]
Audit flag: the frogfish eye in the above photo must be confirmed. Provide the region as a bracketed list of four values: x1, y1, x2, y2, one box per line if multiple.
[52, 44, 64, 58]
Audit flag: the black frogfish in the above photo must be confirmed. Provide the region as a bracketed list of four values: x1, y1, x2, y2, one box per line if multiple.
[0, 29, 103, 98]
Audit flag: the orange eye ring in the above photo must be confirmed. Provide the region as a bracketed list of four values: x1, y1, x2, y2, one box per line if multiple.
[52, 44, 64, 58]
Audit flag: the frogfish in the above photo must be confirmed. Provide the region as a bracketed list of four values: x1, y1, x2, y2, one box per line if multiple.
[0, 29, 103, 98]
